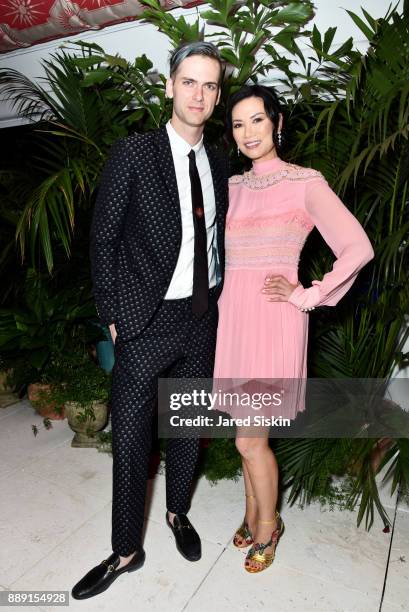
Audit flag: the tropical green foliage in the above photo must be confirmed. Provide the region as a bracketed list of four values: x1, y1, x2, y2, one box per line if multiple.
[48, 350, 111, 410]
[275, 437, 409, 529]
[0, 269, 101, 388]
[139, 0, 314, 86]
[0, 0, 316, 273]
[0, 45, 167, 273]
[278, 7, 409, 385]
[273, 7, 409, 527]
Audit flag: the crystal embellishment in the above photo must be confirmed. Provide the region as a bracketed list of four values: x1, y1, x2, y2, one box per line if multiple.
[229, 164, 324, 190]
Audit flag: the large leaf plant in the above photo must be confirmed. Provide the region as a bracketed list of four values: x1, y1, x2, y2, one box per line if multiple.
[275, 6, 409, 529]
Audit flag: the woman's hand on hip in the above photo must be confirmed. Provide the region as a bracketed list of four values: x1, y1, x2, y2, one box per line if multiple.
[262, 275, 299, 302]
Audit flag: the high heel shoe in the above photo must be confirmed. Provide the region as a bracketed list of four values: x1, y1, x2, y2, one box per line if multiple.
[244, 511, 284, 573]
[233, 494, 255, 548]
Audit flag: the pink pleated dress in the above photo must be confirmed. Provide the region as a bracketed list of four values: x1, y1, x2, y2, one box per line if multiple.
[213, 157, 374, 421]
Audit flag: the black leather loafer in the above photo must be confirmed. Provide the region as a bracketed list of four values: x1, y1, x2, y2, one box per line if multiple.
[71, 548, 145, 600]
[166, 512, 201, 561]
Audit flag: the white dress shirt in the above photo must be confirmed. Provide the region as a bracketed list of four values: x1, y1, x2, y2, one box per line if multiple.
[164, 120, 217, 299]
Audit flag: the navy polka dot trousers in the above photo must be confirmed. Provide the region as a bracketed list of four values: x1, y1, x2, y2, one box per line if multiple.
[110, 291, 218, 556]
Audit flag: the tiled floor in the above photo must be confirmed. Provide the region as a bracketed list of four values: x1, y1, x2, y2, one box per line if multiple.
[0, 400, 407, 612]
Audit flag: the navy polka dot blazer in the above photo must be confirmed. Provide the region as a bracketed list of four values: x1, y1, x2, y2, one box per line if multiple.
[90, 125, 229, 341]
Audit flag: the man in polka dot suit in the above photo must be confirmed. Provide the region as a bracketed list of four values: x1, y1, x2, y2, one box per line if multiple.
[72, 42, 228, 599]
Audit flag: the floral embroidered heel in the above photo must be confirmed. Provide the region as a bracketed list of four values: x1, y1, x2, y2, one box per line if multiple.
[233, 494, 255, 548]
[244, 511, 284, 573]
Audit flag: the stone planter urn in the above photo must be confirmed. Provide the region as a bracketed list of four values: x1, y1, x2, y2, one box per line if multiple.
[65, 400, 108, 448]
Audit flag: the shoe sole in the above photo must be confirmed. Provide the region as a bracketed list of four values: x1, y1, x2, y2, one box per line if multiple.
[71, 551, 146, 600]
[166, 520, 201, 562]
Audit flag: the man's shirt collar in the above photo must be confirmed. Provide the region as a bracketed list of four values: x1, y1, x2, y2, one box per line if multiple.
[166, 120, 204, 156]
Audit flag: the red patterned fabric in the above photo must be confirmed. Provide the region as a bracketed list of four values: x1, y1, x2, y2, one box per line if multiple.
[0, 0, 203, 53]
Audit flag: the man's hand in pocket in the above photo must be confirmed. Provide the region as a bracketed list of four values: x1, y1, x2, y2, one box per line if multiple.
[109, 323, 117, 345]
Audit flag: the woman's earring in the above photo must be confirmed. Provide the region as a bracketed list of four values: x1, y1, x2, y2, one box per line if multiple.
[237, 145, 240, 156]
[277, 131, 282, 147]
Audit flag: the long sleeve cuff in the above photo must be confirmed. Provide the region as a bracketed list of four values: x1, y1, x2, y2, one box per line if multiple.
[288, 283, 320, 311]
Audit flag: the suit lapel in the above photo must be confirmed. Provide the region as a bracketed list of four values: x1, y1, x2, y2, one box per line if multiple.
[154, 126, 224, 219]
[153, 125, 181, 215]
[204, 140, 225, 224]
[204, 141, 227, 280]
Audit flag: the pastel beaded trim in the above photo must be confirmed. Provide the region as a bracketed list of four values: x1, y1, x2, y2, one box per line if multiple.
[225, 212, 313, 270]
[226, 210, 314, 232]
[229, 164, 324, 190]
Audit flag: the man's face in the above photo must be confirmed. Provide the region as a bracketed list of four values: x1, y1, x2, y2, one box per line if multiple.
[166, 55, 221, 129]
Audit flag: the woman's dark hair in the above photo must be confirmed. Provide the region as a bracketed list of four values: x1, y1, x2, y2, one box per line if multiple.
[225, 84, 284, 153]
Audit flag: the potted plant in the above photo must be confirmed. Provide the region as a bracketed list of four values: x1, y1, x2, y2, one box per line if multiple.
[26, 351, 72, 419]
[0, 358, 20, 409]
[51, 355, 111, 447]
[0, 269, 105, 418]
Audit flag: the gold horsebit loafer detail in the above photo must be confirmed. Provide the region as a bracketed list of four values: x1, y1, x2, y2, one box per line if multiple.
[101, 560, 116, 573]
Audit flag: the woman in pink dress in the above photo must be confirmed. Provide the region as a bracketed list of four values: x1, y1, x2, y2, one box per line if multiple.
[212, 85, 374, 573]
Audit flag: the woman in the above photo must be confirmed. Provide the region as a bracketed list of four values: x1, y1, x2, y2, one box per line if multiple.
[213, 85, 374, 573]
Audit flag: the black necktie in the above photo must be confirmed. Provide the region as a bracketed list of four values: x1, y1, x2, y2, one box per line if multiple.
[188, 149, 208, 317]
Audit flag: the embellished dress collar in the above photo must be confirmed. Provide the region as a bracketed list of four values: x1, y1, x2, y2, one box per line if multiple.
[252, 156, 285, 175]
[229, 156, 322, 190]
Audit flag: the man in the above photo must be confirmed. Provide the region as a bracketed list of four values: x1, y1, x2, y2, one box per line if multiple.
[71, 41, 228, 600]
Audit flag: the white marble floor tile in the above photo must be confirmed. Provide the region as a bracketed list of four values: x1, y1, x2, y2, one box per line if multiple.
[0, 457, 19, 481]
[145, 469, 246, 548]
[0, 469, 108, 587]
[9, 501, 112, 596]
[148, 470, 392, 598]
[185, 547, 382, 612]
[23, 443, 113, 503]
[381, 602, 404, 611]
[0, 401, 25, 420]
[0, 401, 72, 472]
[186, 475, 246, 547]
[12, 506, 224, 612]
[1, 402, 401, 611]
[381, 506, 409, 611]
[225, 492, 392, 597]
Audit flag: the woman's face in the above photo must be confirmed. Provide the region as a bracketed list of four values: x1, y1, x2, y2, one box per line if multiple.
[231, 96, 280, 162]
